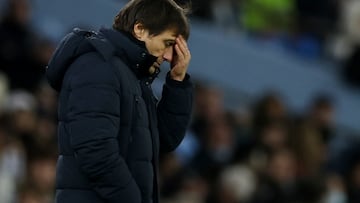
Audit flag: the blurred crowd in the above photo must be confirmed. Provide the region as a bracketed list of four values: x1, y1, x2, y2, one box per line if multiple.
[0, 0, 58, 202]
[160, 83, 360, 203]
[0, 0, 359, 203]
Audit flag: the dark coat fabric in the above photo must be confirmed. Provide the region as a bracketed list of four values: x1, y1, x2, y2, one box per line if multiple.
[46, 28, 193, 203]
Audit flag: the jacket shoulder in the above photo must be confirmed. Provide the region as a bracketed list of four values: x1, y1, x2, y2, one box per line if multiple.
[64, 52, 120, 89]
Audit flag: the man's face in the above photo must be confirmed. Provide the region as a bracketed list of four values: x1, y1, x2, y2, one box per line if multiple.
[135, 25, 177, 73]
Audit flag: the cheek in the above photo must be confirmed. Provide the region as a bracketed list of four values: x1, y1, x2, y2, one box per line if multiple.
[146, 40, 165, 56]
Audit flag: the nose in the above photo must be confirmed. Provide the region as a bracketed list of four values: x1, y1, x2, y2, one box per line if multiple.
[163, 47, 173, 62]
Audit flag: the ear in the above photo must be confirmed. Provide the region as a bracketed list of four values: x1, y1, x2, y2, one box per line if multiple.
[133, 22, 146, 40]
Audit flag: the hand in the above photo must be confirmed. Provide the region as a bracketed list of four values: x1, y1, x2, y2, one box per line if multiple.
[170, 36, 191, 81]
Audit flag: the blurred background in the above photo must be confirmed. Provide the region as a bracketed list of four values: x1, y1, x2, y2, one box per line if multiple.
[0, 0, 360, 202]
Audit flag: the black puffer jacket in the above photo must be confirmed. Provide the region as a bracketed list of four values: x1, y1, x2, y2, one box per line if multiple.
[46, 28, 193, 203]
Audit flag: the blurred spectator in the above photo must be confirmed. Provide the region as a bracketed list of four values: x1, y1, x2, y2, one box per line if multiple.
[25, 155, 56, 201]
[248, 119, 290, 173]
[0, 72, 9, 111]
[159, 153, 185, 198]
[32, 37, 55, 79]
[19, 186, 48, 203]
[291, 132, 323, 176]
[35, 82, 58, 122]
[227, 108, 254, 165]
[160, 152, 208, 203]
[208, 164, 256, 203]
[3, 90, 56, 159]
[163, 173, 208, 203]
[328, 0, 360, 88]
[4, 91, 37, 131]
[0, 0, 47, 92]
[251, 149, 304, 203]
[330, 0, 360, 60]
[322, 174, 347, 203]
[291, 94, 335, 178]
[190, 117, 237, 181]
[191, 84, 226, 141]
[252, 92, 289, 132]
[307, 94, 335, 142]
[346, 160, 360, 203]
[0, 117, 25, 203]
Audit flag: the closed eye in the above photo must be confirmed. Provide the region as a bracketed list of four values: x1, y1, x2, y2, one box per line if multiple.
[164, 40, 175, 47]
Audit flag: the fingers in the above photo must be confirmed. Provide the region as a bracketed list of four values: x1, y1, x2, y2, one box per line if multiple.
[170, 36, 191, 81]
[175, 36, 191, 60]
[174, 44, 183, 59]
[174, 44, 186, 62]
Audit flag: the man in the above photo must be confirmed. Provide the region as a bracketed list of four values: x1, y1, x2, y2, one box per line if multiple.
[46, 0, 193, 202]
[0, 0, 44, 92]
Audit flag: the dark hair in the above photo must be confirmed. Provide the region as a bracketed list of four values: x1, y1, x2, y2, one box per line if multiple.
[113, 0, 190, 40]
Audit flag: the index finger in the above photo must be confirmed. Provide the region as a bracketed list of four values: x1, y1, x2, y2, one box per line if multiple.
[178, 35, 189, 49]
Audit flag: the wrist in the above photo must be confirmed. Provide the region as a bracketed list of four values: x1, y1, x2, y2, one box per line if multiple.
[170, 72, 185, 81]
[166, 72, 192, 88]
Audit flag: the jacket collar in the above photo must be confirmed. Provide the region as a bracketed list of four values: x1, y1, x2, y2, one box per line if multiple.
[99, 28, 160, 84]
